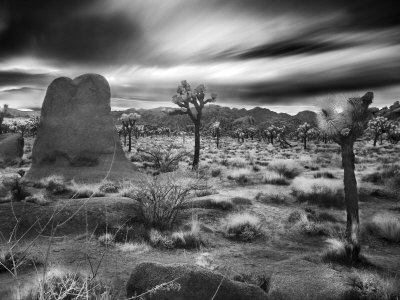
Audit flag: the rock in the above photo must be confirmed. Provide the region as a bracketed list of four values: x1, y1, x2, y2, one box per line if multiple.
[268, 259, 350, 300]
[24, 74, 138, 183]
[126, 262, 268, 300]
[0, 133, 24, 167]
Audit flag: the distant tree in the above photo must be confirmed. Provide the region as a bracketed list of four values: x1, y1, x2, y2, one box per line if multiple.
[263, 125, 280, 144]
[318, 92, 374, 262]
[210, 121, 221, 148]
[27, 116, 40, 137]
[367, 116, 390, 146]
[0, 111, 4, 134]
[387, 122, 400, 144]
[120, 113, 141, 152]
[296, 122, 312, 149]
[168, 80, 217, 170]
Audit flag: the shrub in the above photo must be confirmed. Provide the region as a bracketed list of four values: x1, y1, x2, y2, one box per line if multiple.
[365, 214, 400, 243]
[129, 173, 200, 229]
[138, 145, 189, 173]
[232, 272, 271, 293]
[194, 188, 217, 197]
[268, 159, 302, 179]
[0, 250, 38, 273]
[344, 271, 400, 300]
[98, 233, 114, 246]
[222, 213, 262, 241]
[291, 177, 344, 209]
[262, 170, 289, 185]
[40, 175, 70, 195]
[99, 181, 119, 193]
[24, 272, 114, 300]
[211, 168, 221, 177]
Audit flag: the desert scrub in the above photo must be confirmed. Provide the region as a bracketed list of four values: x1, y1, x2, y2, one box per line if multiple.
[138, 144, 189, 173]
[222, 212, 262, 241]
[262, 170, 289, 185]
[185, 198, 234, 210]
[116, 242, 151, 253]
[267, 159, 302, 179]
[24, 272, 114, 300]
[0, 250, 38, 273]
[128, 172, 200, 229]
[291, 177, 344, 209]
[149, 229, 175, 249]
[321, 238, 367, 266]
[171, 221, 204, 249]
[38, 175, 71, 195]
[365, 213, 400, 243]
[313, 171, 335, 179]
[211, 168, 221, 177]
[2, 176, 30, 201]
[99, 180, 119, 193]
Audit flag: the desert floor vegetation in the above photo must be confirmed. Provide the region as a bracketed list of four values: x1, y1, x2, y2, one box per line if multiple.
[1, 135, 400, 299]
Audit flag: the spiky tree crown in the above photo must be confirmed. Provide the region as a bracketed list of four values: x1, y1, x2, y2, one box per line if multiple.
[318, 92, 373, 144]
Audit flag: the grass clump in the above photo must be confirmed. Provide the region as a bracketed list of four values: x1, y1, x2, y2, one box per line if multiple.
[0, 250, 38, 273]
[222, 213, 262, 241]
[116, 242, 151, 253]
[70, 181, 105, 198]
[40, 175, 71, 195]
[321, 238, 366, 266]
[186, 198, 234, 210]
[171, 220, 204, 249]
[365, 213, 400, 243]
[149, 229, 175, 249]
[211, 168, 221, 177]
[313, 172, 335, 179]
[24, 272, 114, 300]
[291, 177, 344, 209]
[226, 168, 253, 185]
[262, 170, 289, 185]
[255, 193, 288, 205]
[268, 159, 302, 179]
[344, 270, 400, 300]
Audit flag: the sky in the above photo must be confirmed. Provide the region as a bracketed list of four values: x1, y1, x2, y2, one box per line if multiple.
[0, 0, 400, 115]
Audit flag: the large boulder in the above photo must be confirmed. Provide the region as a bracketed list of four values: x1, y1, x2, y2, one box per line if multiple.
[126, 262, 268, 300]
[24, 74, 137, 183]
[0, 133, 24, 167]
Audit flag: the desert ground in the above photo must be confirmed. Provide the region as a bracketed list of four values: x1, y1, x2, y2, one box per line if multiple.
[1, 133, 399, 299]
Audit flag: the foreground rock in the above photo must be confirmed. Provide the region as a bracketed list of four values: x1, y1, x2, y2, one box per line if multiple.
[126, 262, 268, 300]
[0, 133, 24, 167]
[24, 74, 137, 183]
[268, 259, 350, 300]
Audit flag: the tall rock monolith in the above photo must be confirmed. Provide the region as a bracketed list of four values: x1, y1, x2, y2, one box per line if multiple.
[24, 74, 137, 183]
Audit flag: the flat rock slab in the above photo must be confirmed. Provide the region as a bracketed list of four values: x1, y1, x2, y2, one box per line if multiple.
[127, 262, 268, 300]
[268, 259, 351, 300]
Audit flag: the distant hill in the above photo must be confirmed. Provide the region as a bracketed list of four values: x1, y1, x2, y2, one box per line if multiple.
[374, 101, 400, 121]
[1, 107, 40, 118]
[111, 104, 319, 132]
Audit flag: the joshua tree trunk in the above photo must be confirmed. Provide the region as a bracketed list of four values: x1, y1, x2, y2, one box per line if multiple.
[303, 137, 307, 149]
[193, 122, 200, 170]
[373, 134, 378, 146]
[216, 130, 220, 148]
[341, 142, 361, 259]
[128, 131, 132, 152]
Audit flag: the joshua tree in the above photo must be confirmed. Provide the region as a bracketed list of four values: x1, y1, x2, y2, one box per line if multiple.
[296, 122, 312, 149]
[168, 80, 217, 169]
[318, 92, 374, 261]
[0, 111, 4, 134]
[27, 116, 40, 137]
[367, 116, 390, 146]
[120, 113, 141, 152]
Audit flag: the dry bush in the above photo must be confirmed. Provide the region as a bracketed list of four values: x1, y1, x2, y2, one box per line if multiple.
[262, 170, 289, 185]
[365, 213, 400, 243]
[186, 198, 234, 210]
[171, 220, 204, 249]
[321, 238, 366, 266]
[116, 242, 151, 253]
[268, 159, 302, 179]
[3, 177, 30, 201]
[291, 177, 344, 209]
[313, 172, 335, 179]
[222, 212, 262, 241]
[138, 145, 189, 173]
[127, 172, 201, 229]
[149, 229, 174, 249]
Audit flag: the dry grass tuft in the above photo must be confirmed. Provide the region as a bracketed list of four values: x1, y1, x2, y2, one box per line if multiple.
[222, 212, 262, 241]
[268, 159, 302, 179]
[365, 213, 400, 243]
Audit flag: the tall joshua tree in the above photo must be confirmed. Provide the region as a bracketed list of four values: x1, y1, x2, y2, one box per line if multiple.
[168, 80, 217, 169]
[318, 92, 374, 261]
[120, 113, 141, 152]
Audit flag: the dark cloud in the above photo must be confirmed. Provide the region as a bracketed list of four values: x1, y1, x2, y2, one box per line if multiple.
[0, 71, 54, 87]
[233, 40, 354, 59]
[0, 0, 142, 64]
